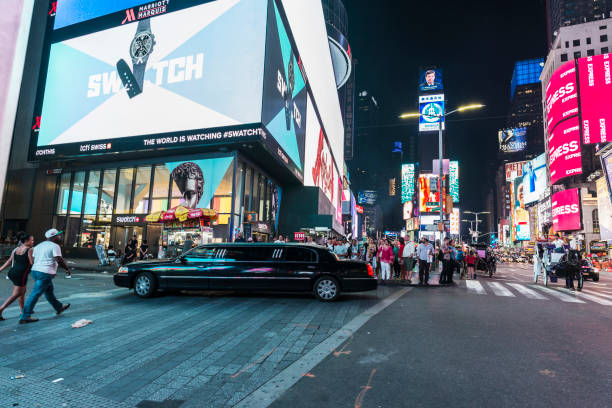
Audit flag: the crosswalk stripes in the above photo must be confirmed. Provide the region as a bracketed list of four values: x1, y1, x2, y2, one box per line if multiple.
[531, 286, 585, 303]
[487, 282, 515, 297]
[506, 283, 547, 300]
[559, 289, 612, 306]
[465, 280, 486, 295]
[581, 289, 612, 300]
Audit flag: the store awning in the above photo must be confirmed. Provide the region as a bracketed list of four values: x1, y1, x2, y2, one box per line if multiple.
[147, 206, 217, 223]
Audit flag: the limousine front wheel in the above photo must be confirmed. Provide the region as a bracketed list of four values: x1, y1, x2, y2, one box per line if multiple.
[314, 277, 340, 302]
[134, 272, 157, 298]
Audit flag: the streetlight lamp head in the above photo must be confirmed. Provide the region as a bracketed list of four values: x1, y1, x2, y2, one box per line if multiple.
[456, 104, 485, 112]
[399, 112, 421, 119]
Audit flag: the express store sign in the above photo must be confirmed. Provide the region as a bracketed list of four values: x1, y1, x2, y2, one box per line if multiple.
[578, 53, 611, 144]
[552, 188, 581, 231]
[548, 116, 582, 184]
[546, 61, 578, 134]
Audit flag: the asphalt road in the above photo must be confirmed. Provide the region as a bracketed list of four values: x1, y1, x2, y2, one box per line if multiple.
[271, 263, 612, 408]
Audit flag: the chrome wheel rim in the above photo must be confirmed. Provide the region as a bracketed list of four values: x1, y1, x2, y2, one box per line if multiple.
[135, 275, 151, 296]
[317, 279, 337, 300]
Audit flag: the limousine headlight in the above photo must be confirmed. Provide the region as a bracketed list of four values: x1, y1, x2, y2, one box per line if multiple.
[117, 267, 129, 274]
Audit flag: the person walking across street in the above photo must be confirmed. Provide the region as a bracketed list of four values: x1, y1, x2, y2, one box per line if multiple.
[0, 232, 34, 321]
[466, 250, 477, 280]
[378, 240, 394, 283]
[417, 238, 433, 286]
[19, 229, 71, 324]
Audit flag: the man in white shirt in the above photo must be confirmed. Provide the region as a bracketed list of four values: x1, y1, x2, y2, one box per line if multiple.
[402, 239, 416, 281]
[416, 238, 433, 286]
[19, 229, 71, 324]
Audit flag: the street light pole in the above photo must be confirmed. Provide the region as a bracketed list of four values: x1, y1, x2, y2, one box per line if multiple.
[438, 117, 444, 241]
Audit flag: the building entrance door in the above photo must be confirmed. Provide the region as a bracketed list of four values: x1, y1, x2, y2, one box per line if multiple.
[111, 226, 144, 254]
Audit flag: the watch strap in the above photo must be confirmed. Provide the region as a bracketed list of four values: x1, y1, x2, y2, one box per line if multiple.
[137, 18, 151, 32]
[117, 59, 142, 98]
[133, 62, 146, 90]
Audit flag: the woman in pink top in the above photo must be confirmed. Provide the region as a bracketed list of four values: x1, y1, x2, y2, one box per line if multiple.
[378, 240, 394, 283]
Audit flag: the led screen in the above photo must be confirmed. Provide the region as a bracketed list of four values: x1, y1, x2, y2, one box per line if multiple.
[419, 174, 446, 213]
[419, 94, 445, 132]
[548, 116, 582, 184]
[545, 60, 578, 134]
[450, 208, 459, 235]
[498, 128, 527, 153]
[358, 190, 377, 206]
[552, 188, 581, 231]
[449, 161, 459, 203]
[522, 153, 546, 205]
[578, 53, 611, 144]
[54, 0, 169, 30]
[596, 178, 612, 241]
[603, 149, 612, 199]
[401, 164, 415, 203]
[419, 69, 443, 92]
[34, 0, 267, 160]
[505, 160, 529, 181]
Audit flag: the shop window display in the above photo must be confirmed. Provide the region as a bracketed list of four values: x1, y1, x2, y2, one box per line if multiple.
[56, 173, 71, 215]
[99, 169, 116, 222]
[133, 166, 152, 213]
[151, 165, 170, 212]
[116, 168, 134, 214]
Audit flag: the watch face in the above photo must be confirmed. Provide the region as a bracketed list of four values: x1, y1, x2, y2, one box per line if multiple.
[131, 32, 154, 60]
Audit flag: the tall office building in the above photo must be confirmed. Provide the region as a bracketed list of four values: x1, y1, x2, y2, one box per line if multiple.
[547, 0, 611, 47]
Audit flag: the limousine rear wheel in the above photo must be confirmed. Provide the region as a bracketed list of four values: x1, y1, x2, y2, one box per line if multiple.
[134, 272, 157, 298]
[314, 277, 340, 302]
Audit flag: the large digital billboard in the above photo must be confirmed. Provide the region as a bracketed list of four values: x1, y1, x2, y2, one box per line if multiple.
[418, 94, 445, 132]
[545, 60, 578, 134]
[419, 174, 446, 213]
[401, 163, 415, 203]
[419, 69, 443, 92]
[522, 154, 546, 205]
[548, 116, 582, 184]
[449, 161, 459, 203]
[34, 0, 268, 159]
[505, 160, 529, 181]
[596, 178, 612, 241]
[358, 190, 377, 206]
[578, 53, 611, 144]
[552, 188, 581, 231]
[498, 128, 527, 153]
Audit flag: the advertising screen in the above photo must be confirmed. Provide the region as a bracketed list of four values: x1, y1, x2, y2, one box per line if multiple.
[304, 96, 337, 207]
[537, 195, 552, 232]
[358, 190, 377, 206]
[596, 178, 612, 241]
[418, 94, 445, 132]
[449, 161, 459, 203]
[549, 116, 582, 184]
[419, 69, 443, 92]
[450, 208, 460, 235]
[522, 154, 546, 205]
[505, 160, 529, 181]
[552, 188, 581, 231]
[419, 174, 446, 213]
[401, 163, 415, 203]
[498, 128, 527, 153]
[516, 224, 530, 241]
[34, 0, 268, 160]
[603, 148, 612, 196]
[578, 53, 611, 144]
[545, 60, 578, 134]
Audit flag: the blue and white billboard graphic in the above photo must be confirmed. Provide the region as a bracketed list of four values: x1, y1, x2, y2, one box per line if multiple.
[419, 94, 445, 132]
[498, 127, 527, 153]
[34, 0, 268, 158]
[419, 69, 443, 92]
[261, 0, 307, 175]
[522, 153, 546, 206]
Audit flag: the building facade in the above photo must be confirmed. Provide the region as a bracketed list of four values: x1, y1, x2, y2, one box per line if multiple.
[1, 0, 349, 256]
[547, 0, 611, 47]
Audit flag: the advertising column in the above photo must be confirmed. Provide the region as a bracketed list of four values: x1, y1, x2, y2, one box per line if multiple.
[0, 0, 34, 212]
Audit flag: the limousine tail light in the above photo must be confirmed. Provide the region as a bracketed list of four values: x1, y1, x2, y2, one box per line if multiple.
[367, 264, 374, 277]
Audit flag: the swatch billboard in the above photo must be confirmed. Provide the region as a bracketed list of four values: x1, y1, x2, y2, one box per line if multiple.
[548, 116, 582, 185]
[552, 188, 581, 231]
[578, 53, 611, 144]
[545, 60, 578, 135]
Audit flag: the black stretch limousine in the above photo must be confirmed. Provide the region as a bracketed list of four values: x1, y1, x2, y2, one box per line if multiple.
[113, 243, 377, 301]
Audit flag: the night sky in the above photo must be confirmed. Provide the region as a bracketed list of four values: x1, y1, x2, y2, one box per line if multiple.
[347, 0, 548, 224]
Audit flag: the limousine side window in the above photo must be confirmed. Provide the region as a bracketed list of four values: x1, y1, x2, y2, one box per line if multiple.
[219, 247, 249, 261]
[248, 247, 280, 261]
[285, 247, 317, 263]
[184, 247, 216, 261]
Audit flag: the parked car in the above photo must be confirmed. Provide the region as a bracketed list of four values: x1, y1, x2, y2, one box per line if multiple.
[113, 243, 377, 301]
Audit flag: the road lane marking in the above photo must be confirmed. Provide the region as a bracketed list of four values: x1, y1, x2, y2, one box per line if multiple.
[234, 287, 411, 408]
[581, 289, 612, 300]
[466, 280, 486, 294]
[507, 283, 547, 300]
[532, 286, 585, 303]
[487, 282, 515, 297]
[560, 290, 612, 306]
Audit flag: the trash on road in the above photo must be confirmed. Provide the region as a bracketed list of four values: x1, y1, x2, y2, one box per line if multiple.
[10, 375, 25, 380]
[71, 319, 93, 328]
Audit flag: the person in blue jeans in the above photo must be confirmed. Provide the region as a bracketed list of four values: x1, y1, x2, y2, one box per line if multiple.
[19, 229, 71, 324]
